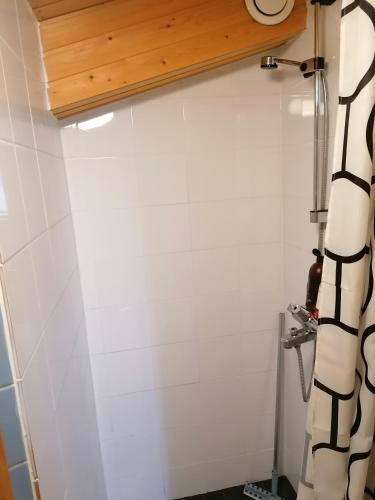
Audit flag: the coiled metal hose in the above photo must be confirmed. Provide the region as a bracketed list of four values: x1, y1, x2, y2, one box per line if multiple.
[295, 338, 317, 403]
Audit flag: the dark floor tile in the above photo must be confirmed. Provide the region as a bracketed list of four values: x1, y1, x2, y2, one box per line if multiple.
[277, 476, 297, 500]
[246, 476, 296, 500]
[206, 491, 225, 499]
[179, 476, 296, 500]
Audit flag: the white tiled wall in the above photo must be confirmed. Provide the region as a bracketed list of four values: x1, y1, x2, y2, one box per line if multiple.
[280, 3, 341, 489]
[0, 2, 106, 499]
[0, 2, 342, 498]
[62, 60, 284, 499]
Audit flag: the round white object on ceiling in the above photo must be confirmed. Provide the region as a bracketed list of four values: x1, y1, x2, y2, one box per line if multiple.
[244, 0, 295, 25]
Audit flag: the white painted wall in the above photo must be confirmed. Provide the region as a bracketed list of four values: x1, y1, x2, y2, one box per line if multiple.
[62, 61, 285, 499]
[0, 2, 106, 499]
[280, 2, 341, 489]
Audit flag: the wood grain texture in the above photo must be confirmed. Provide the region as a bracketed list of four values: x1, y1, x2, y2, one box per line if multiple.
[38, 0, 306, 118]
[0, 433, 14, 500]
[29, 0, 113, 21]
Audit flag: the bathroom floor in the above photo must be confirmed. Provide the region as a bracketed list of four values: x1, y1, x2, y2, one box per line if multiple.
[178, 476, 297, 500]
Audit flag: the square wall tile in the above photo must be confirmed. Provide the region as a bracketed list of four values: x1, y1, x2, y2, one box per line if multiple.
[164, 425, 206, 469]
[97, 390, 161, 441]
[0, 312, 12, 387]
[49, 215, 77, 293]
[198, 335, 242, 381]
[240, 287, 283, 333]
[236, 197, 283, 245]
[21, 342, 66, 500]
[0, 386, 26, 466]
[38, 152, 69, 227]
[27, 79, 63, 157]
[61, 106, 134, 158]
[93, 255, 146, 307]
[87, 298, 193, 354]
[235, 146, 283, 198]
[66, 157, 138, 211]
[165, 463, 206, 500]
[238, 243, 284, 293]
[31, 232, 58, 327]
[15, 145, 47, 240]
[186, 150, 237, 202]
[234, 95, 281, 150]
[203, 454, 249, 493]
[184, 97, 236, 153]
[1, 42, 34, 149]
[91, 349, 154, 397]
[202, 420, 246, 461]
[0, 48, 12, 142]
[101, 432, 163, 481]
[152, 340, 199, 388]
[192, 247, 239, 295]
[189, 201, 239, 250]
[106, 473, 165, 500]
[199, 377, 245, 427]
[143, 252, 193, 301]
[3, 247, 42, 374]
[136, 152, 187, 206]
[16, 0, 44, 81]
[193, 290, 241, 339]
[140, 204, 190, 255]
[240, 330, 277, 374]
[0, 140, 28, 260]
[9, 463, 34, 500]
[132, 97, 185, 154]
[0, 1, 22, 58]
[159, 383, 202, 430]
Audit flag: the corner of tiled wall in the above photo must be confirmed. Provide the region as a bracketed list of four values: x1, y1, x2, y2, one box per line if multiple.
[0, 1, 106, 499]
[0, 300, 34, 499]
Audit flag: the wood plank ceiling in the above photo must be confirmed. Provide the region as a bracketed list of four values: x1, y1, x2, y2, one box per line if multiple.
[28, 0, 307, 119]
[28, 0, 113, 21]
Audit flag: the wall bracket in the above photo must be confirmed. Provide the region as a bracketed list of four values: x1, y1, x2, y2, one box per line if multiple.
[311, 0, 336, 5]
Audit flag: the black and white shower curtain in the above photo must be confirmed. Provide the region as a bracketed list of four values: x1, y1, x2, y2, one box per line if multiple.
[298, 1, 375, 499]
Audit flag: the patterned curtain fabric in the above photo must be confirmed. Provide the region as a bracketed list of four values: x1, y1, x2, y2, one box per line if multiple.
[298, 1, 375, 499]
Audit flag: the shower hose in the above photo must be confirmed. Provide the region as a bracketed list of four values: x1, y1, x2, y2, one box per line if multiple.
[295, 338, 317, 403]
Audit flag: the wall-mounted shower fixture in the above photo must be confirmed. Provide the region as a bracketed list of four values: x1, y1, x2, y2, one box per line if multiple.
[260, 55, 325, 78]
[283, 304, 317, 349]
[258, 0, 331, 411]
[311, 0, 336, 4]
[260, 4, 330, 243]
[283, 305, 317, 403]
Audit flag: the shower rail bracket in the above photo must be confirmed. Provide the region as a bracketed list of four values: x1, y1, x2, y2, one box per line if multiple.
[311, 0, 336, 5]
[301, 56, 325, 78]
[310, 209, 328, 223]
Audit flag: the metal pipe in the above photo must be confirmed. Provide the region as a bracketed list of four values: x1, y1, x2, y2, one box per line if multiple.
[318, 71, 329, 251]
[313, 73, 320, 215]
[314, 2, 320, 57]
[272, 312, 285, 495]
[274, 58, 302, 67]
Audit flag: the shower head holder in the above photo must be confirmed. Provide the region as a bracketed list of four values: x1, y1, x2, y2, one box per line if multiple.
[311, 0, 336, 5]
[260, 56, 325, 78]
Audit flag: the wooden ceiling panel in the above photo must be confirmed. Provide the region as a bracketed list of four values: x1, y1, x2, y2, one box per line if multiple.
[29, 0, 307, 118]
[29, 0, 113, 21]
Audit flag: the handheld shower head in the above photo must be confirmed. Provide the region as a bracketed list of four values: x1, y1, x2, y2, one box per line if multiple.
[260, 55, 303, 71]
[260, 55, 278, 69]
